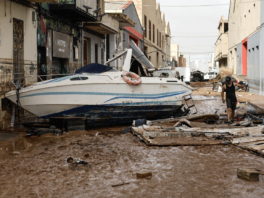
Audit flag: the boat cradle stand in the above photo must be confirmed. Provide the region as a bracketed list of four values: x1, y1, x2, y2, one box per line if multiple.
[49, 117, 90, 132]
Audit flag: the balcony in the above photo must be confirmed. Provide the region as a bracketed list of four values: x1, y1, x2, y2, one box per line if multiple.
[84, 14, 119, 35]
[49, 0, 98, 22]
[28, 0, 58, 2]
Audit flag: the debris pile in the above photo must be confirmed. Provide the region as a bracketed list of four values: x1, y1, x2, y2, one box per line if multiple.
[131, 113, 264, 156]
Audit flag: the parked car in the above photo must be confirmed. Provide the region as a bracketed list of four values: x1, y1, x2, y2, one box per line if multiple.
[204, 71, 218, 81]
[152, 67, 191, 84]
[191, 70, 204, 82]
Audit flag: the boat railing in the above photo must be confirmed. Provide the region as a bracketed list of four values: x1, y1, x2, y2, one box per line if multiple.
[0, 73, 73, 94]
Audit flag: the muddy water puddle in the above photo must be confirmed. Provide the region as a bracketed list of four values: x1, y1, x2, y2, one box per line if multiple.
[0, 128, 264, 198]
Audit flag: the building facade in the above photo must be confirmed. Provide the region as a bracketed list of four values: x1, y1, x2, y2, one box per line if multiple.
[0, 0, 38, 87]
[105, 0, 145, 73]
[0, 0, 117, 129]
[140, 0, 171, 68]
[171, 43, 180, 67]
[0, 0, 40, 129]
[110, 0, 171, 68]
[228, 0, 264, 94]
[214, 17, 228, 68]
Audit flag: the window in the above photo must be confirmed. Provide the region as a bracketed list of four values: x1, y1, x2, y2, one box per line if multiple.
[149, 20, 151, 41]
[157, 52, 159, 65]
[95, 44, 98, 63]
[144, 15, 147, 37]
[157, 29, 159, 45]
[101, 47, 104, 64]
[224, 23, 228, 33]
[70, 76, 88, 81]
[153, 24, 155, 43]
[159, 32, 161, 47]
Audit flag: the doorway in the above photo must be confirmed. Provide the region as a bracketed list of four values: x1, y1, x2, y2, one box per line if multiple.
[242, 39, 248, 76]
[13, 18, 24, 85]
[37, 47, 47, 81]
[83, 38, 91, 65]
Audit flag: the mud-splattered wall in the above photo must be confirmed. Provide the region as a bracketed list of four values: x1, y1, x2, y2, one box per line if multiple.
[0, 0, 38, 130]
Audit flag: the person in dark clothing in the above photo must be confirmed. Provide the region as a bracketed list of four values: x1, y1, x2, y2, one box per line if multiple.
[221, 76, 238, 123]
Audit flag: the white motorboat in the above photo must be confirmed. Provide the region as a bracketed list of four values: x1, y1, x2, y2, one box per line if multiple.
[5, 48, 193, 126]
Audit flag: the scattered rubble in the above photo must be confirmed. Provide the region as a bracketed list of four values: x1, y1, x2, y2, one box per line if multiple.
[66, 157, 89, 170]
[111, 181, 131, 187]
[136, 172, 153, 180]
[237, 168, 263, 182]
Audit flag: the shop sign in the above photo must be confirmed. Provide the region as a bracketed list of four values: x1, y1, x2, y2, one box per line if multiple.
[53, 31, 70, 58]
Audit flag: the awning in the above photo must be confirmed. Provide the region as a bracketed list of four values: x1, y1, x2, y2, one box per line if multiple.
[130, 41, 155, 71]
[84, 22, 118, 34]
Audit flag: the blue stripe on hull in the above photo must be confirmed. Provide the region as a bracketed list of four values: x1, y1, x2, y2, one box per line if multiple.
[21, 91, 187, 104]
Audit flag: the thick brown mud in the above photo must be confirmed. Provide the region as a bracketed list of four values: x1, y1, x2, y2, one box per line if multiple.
[0, 128, 264, 198]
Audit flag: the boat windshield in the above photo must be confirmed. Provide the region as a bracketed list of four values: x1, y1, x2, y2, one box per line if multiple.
[75, 63, 116, 74]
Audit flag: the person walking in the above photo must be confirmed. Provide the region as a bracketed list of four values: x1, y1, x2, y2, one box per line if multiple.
[221, 76, 237, 123]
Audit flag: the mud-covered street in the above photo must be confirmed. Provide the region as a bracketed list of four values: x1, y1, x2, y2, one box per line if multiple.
[1, 129, 264, 198]
[1, 91, 264, 198]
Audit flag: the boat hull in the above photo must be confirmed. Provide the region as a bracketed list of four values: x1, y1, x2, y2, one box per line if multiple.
[48, 104, 185, 127]
[5, 73, 192, 124]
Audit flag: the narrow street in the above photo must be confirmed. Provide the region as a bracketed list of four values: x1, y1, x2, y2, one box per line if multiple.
[1, 0, 264, 197]
[1, 84, 264, 198]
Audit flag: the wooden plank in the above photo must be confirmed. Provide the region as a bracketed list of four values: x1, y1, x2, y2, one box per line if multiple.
[176, 126, 264, 137]
[132, 127, 228, 146]
[239, 141, 264, 147]
[148, 137, 224, 146]
[247, 143, 264, 151]
[232, 137, 264, 144]
[148, 114, 219, 125]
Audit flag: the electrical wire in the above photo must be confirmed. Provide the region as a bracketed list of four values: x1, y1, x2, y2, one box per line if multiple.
[105, 1, 229, 7]
[179, 51, 214, 54]
[105, 0, 261, 8]
[159, 3, 229, 8]
[171, 35, 217, 38]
